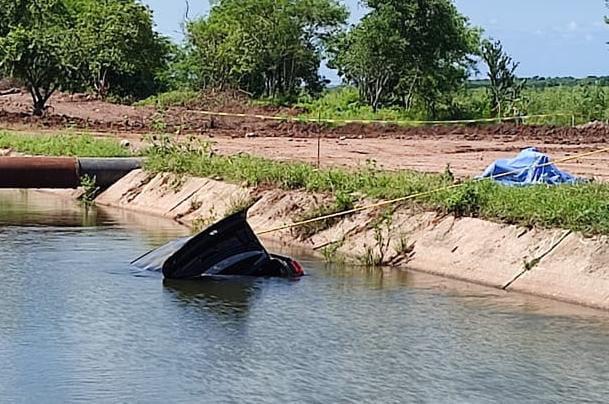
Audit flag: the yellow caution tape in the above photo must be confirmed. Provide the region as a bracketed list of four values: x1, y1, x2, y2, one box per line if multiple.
[186, 109, 571, 126]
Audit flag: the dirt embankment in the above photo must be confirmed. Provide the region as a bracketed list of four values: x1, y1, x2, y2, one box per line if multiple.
[96, 170, 609, 311]
[3, 90, 609, 181]
[2, 90, 609, 143]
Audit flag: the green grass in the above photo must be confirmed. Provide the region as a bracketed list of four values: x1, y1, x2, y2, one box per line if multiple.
[0, 132, 132, 157]
[145, 139, 609, 236]
[293, 85, 609, 126]
[296, 87, 428, 123]
[134, 90, 201, 109]
[132, 83, 609, 126]
[292, 191, 355, 240]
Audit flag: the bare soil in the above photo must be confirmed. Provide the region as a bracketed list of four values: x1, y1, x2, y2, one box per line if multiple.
[2, 90, 609, 180]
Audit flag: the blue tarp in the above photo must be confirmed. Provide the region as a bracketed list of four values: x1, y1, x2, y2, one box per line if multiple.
[479, 147, 579, 186]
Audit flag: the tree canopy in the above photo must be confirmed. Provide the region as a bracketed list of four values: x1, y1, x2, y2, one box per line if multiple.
[328, 0, 480, 115]
[68, 0, 171, 99]
[0, 0, 170, 115]
[0, 0, 507, 120]
[187, 0, 348, 99]
[0, 0, 78, 115]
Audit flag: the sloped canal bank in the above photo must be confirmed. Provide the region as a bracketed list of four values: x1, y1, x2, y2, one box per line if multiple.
[3, 190, 609, 402]
[96, 170, 609, 310]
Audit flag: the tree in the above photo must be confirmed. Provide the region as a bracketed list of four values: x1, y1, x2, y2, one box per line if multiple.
[328, 10, 403, 111]
[328, 0, 480, 115]
[481, 38, 525, 117]
[0, 0, 170, 115]
[0, 0, 79, 116]
[187, 0, 348, 98]
[69, 0, 171, 99]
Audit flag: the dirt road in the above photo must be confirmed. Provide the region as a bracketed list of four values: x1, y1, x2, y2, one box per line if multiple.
[2, 90, 609, 180]
[207, 136, 609, 181]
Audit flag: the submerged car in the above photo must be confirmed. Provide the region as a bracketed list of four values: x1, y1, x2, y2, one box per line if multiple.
[131, 208, 304, 279]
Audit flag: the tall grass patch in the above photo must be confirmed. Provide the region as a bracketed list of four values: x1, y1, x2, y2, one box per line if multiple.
[0, 132, 132, 157]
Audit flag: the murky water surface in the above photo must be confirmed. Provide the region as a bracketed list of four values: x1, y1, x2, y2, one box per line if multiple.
[2, 190, 609, 403]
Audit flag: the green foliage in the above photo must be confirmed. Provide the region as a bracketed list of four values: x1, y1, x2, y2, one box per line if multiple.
[186, 0, 348, 98]
[359, 208, 393, 267]
[225, 195, 256, 217]
[135, 90, 201, 109]
[0, 0, 170, 114]
[520, 85, 609, 124]
[393, 233, 415, 256]
[0, 0, 79, 115]
[79, 174, 99, 207]
[297, 86, 427, 121]
[359, 246, 382, 267]
[481, 38, 526, 117]
[292, 191, 354, 240]
[145, 138, 609, 236]
[441, 182, 485, 217]
[328, 0, 480, 116]
[0, 131, 132, 157]
[292, 84, 609, 125]
[68, 0, 171, 99]
[155, 44, 199, 91]
[320, 239, 345, 264]
[469, 76, 609, 89]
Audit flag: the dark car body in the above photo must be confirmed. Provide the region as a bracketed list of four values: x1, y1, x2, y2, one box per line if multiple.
[131, 209, 304, 279]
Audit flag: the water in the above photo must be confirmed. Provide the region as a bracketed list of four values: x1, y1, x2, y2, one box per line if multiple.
[2, 190, 609, 403]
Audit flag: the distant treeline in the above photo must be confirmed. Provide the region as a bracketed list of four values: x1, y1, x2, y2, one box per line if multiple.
[469, 76, 609, 89]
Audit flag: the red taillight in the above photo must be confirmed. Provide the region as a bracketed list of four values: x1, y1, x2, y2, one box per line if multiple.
[290, 259, 305, 277]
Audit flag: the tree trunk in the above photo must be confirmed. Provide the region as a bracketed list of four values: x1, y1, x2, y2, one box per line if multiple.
[29, 87, 46, 117]
[95, 69, 110, 100]
[29, 84, 56, 117]
[32, 99, 45, 117]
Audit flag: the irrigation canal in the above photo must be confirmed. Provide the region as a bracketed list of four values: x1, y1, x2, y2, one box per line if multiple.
[1, 190, 609, 403]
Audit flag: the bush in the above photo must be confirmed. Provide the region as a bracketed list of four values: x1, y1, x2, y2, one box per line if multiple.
[0, 132, 132, 157]
[440, 183, 484, 217]
[134, 90, 201, 108]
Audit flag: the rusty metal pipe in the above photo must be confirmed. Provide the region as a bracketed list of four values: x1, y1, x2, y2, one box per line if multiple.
[0, 157, 144, 189]
[0, 157, 80, 189]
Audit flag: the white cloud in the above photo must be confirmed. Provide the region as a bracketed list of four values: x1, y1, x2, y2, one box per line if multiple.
[567, 21, 578, 31]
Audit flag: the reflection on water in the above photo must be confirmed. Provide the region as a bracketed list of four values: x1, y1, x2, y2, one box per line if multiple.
[1, 190, 609, 403]
[163, 278, 261, 320]
[0, 190, 102, 227]
[0, 189, 189, 245]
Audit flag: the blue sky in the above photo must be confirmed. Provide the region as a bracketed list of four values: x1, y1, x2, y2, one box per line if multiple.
[143, 0, 609, 78]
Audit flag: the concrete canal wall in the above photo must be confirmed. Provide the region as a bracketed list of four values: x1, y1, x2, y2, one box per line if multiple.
[96, 169, 609, 310]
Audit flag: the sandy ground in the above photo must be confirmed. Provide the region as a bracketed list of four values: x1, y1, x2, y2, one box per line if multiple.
[2, 90, 609, 180]
[0, 91, 150, 123]
[206, 136, 609, 181]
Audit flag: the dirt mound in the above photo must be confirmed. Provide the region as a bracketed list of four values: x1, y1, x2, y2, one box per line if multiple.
[576, 120, 609, 130]
[0, 78, 21, 91]
[162, 90, 303, 117]
[1, 90, 608, 145]
[170, 115, 609, 145]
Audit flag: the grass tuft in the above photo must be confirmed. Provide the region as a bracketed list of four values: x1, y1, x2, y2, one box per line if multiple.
[134, 90, 201, 109]
[0, 132, 132, 157]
